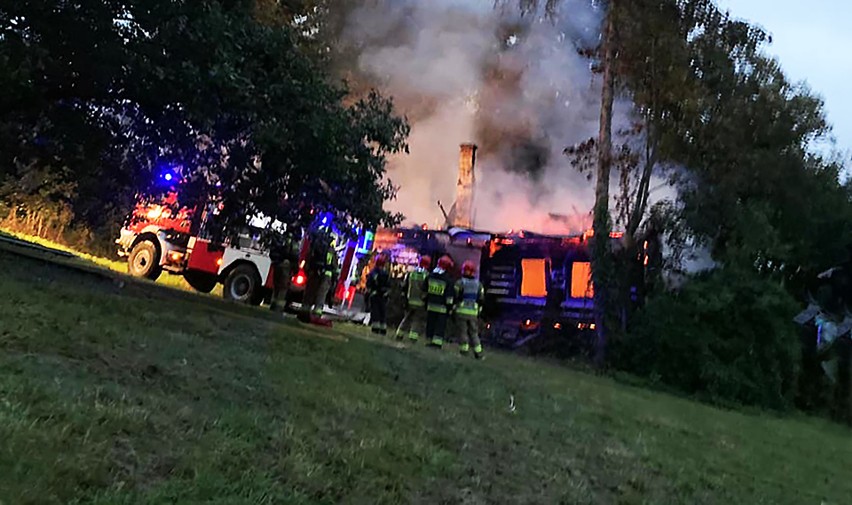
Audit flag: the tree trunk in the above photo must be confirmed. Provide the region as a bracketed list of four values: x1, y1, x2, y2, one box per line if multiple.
[592, 2, 616, 368]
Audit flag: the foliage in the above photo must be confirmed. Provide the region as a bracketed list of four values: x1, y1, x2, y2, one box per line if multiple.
[1, 248, 851, 504]
[616, 266, 801, 410]
[663, 14, 849, 281]
[0, 0, 138, 249]
[545, 1, 851, 394]
[0, 0, 409, 248]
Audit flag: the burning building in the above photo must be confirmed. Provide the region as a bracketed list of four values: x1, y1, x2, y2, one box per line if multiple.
[370, 142, 618, 351]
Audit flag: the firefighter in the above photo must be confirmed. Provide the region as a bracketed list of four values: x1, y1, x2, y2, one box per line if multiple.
[424, 255, 456, 348]
[367, 253, 391, 334]
[455, 260, 485, 359]
[309, 234, 339, 317]
[269, 234, 295, 313]
[396, 255, 432, 341]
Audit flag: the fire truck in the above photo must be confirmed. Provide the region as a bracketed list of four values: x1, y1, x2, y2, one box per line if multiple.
[116, 182, 373, 309]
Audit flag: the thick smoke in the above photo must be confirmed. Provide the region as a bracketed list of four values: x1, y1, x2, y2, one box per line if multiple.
[342, 0, 609, 233]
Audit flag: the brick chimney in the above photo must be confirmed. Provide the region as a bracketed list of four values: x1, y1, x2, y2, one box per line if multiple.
[450, 143, 477, 229]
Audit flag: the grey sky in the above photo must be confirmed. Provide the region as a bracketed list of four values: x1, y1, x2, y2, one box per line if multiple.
[715, 0, 852, 155]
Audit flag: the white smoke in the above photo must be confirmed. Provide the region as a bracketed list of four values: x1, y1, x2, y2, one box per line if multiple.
[343, 0, 615, 233]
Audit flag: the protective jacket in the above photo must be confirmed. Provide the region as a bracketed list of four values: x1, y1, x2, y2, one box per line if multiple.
[455, 277, 484, 318]
[423, 268, 455, 314]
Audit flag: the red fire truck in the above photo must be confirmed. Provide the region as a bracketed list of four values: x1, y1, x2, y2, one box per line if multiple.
[116, 189, 373, 309]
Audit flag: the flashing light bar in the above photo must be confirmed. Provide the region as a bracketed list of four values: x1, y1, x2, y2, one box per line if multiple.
[146, 207, 164, 220]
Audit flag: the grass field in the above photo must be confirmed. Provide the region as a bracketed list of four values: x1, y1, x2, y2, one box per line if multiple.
[1, 247, 851, 504]
[0, 228, 193, 291]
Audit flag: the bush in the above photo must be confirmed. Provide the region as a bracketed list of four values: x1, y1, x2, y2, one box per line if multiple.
[614, 267, 801, 410]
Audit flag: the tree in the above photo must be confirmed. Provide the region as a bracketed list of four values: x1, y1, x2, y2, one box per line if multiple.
[121, 0, 410, 235]
[514, 0, 617, 367]
[0, 0, 139, 249]
[0, 0, 409, 249]
[590, 1, 617, 367]
[662, 10, 850, 291]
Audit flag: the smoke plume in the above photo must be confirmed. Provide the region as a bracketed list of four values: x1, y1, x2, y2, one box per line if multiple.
[341, 0, 609, 233]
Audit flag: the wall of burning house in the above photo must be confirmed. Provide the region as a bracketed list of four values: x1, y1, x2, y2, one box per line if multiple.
[369, 224, 609, 351]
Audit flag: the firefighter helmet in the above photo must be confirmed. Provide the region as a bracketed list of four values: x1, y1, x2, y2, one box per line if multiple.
[437, 255, 454, 271]
[419, 255, 432, 269]
[462, 260, 477, 278]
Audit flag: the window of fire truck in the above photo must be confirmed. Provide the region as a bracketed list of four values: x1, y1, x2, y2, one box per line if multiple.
[520, 258, 548, 298]
[570, 262, 593, 299]
[193, 204, 221, 239]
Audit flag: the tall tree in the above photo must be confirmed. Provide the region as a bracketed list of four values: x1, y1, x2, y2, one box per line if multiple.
[591, 0, 617, 366]
[514, 0, 618, 366]
[0, 0, 410, 249]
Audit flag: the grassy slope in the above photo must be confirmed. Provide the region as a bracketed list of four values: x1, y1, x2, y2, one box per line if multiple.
[0, 249, 850, 505]
[0, 229, 194, 291]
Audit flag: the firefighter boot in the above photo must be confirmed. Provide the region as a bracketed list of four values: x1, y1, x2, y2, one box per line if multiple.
[459, 343, 470, 356]
[474, 344, 484, 361]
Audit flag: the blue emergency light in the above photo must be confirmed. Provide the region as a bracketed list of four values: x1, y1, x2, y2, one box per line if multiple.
[156, 162, 180, 187]
[318, 211, 335, 227]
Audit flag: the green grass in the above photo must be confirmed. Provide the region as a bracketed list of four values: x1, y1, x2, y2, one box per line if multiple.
[0, 228, 193, 291]
[0, 248, 850, 504]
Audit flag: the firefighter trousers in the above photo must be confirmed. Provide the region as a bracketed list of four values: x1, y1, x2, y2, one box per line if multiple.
[426, 310, 449, 347]
[457, 316, 483, 355]
[269, 261, 291, 312]
[313, 274, 333, 315]
[370, 294, 388, 334]
[397, 304, 426, 341]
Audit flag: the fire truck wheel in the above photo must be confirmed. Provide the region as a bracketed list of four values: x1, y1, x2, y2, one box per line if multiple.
[183, 271, 218, 294]
[223, 264, 261, 305]
[127, 240, 162, 281]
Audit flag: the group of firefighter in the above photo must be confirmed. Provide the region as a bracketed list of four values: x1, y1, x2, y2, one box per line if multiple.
[365, 253, 485, 360]
[264, 226, 486, 358]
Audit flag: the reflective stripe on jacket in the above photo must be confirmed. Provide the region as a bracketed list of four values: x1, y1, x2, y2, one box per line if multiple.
[405, 268, 428, 307]
[455, 277, 483, 317]
[424, 269, 454, 313]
